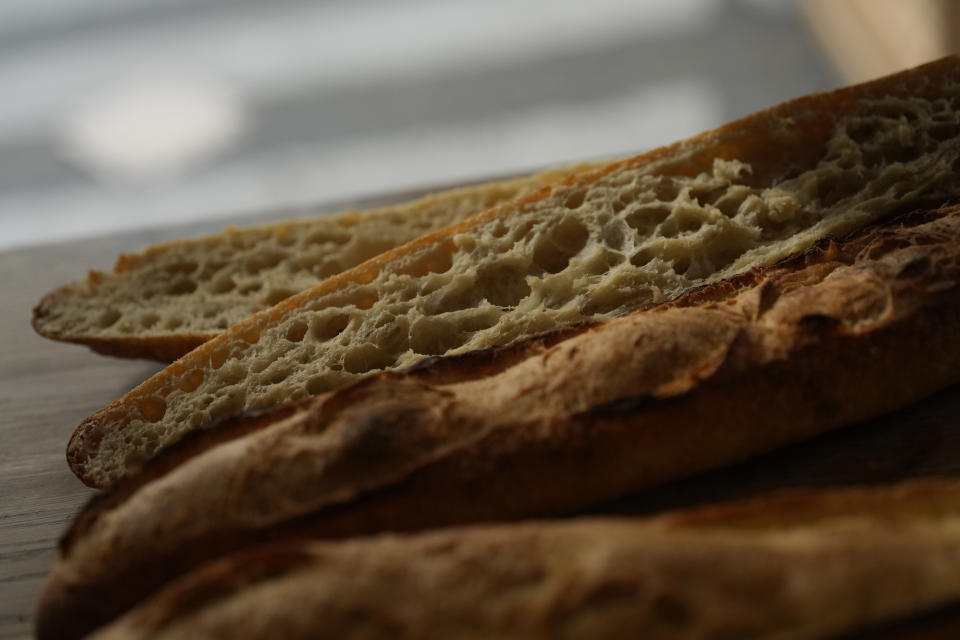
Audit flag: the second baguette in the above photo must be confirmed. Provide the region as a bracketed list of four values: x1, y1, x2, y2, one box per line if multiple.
[87, 480, 960, 640]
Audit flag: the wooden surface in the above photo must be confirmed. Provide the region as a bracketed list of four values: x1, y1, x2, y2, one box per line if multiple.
[2, 193, 960, 640]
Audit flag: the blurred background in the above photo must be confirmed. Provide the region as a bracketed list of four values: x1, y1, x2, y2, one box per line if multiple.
[0, 0, 957, 250]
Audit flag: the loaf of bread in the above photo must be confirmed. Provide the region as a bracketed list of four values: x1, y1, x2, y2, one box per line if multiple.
[66, 56, 960, 488]
[78, 480, 960, 639]
[36, 206, 960, 639]
[32, 165, 593, 361]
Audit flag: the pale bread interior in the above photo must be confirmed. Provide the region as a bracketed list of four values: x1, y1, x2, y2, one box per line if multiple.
[34, 166, 591, 352]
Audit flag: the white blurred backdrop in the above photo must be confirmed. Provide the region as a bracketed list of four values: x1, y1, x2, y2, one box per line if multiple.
[0, 0, 839, 249]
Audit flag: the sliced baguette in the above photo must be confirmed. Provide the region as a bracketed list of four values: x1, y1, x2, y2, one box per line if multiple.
[86, 479, 960, 640]
[68, 56, 960, 488]
[32, 165, 593, 361]
[37, 207, 960, 640]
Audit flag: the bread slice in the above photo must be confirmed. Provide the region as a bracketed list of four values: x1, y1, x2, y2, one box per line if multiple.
[36, 206, 960, 640]
[82, 480, 960, 640]
[68, 55, 960, 488]
[32, 165, 593, 361]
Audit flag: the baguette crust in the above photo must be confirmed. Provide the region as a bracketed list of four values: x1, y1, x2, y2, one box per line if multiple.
[37, 207, 960, 640]
[87, 480, 960, 640]
[67, 56, 960, 487]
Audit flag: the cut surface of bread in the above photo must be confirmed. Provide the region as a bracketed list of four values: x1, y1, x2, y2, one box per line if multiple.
[37, 207, 960, 640]
[83, 480, 960, 640]
[32, 165, 592, 361]
[69, 56, 960, 488]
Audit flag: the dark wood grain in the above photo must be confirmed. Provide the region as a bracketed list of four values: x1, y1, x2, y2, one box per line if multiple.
[2, 189, 960, 639]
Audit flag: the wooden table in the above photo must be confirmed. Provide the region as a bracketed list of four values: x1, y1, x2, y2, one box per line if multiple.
[2, 194, 960, 640]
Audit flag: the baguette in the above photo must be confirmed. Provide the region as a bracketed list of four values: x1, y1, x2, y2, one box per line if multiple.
[32, 165, 593, 361]
[85, 479, 960, 639]
[67, 56, 960, 488]
[36, 207, 960, 640]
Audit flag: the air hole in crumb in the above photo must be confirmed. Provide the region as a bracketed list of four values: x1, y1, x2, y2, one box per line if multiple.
[244, 251, 284, 275]
[239, 282, 263, 295]
[264, 365, 291, 385]
[304, 228, 350, 245]
[624, 206, 670, 233]
[138, 396, 167, 422]
[845, 121, 879, 144]
[532, 216, 589, 274]
[164, 261, 198, 275]
[167, 279, 198, 295]
[263, 288, 297, 307]
[630, 248, 655, 268]
[98, 308, 121, 328]
[165, 317, 183, 330]
[286, 320, 308, 342]
[510, 219, 537, 243]
[672, 256, 691, 275]
[306, 373, 341, 395]
[140, 313, 159, 329]
[410, 316, 470, 355]
[491, 222, 509, 238]
[180, 370, 204, 392]
[477, 262, 531, 307]
[654, 179, 679, 201]
[689, 186, 726, 207]
[211, 276, 236, 294]
[713, 188, 750, 218]
[312, 314, 350, 341]
[582, 247, 624, 276]
[353, 291, 378, 310]
[564, 189, 585, 209]
[343, 344, 396, 374]
[676, 213, 703, 234]
[398, 241, 455, 277]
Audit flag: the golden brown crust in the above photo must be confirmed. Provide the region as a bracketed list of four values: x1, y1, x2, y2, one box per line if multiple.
[37, 206, 960, 640]
[87, 480, 960, 640]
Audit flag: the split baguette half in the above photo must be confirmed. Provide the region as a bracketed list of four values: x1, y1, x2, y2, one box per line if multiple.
[32, 165, 593, 361]
[84, 480, 960, 639]
[67, 56, 960, 488]
[37, 206, 960, 640]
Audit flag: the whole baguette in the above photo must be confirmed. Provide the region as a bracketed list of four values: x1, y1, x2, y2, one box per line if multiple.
[87, 479, 960, 640]
[68, 56, 960, 487]
[32, 166, 593, 361]
[37, 207, 960, 640]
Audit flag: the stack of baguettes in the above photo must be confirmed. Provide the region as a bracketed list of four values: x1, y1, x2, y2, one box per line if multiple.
[30, 57, 960, 639]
